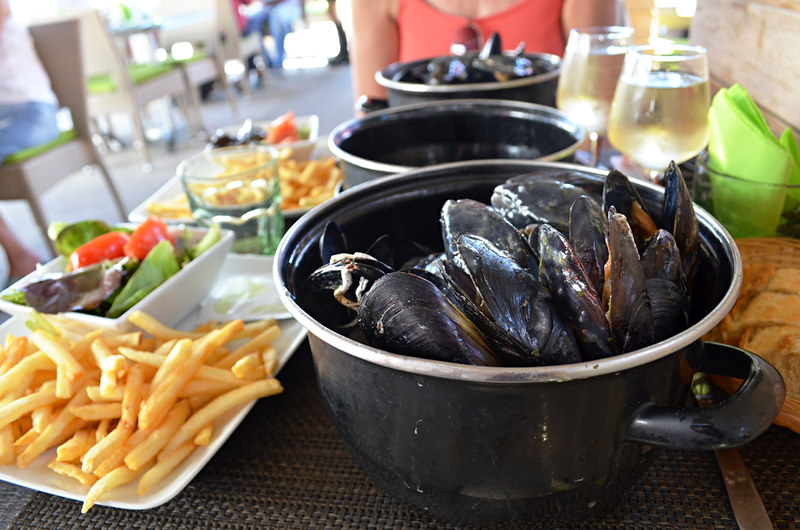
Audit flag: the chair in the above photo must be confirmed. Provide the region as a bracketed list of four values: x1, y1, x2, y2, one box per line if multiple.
[0, 16, 126, 255]
[154, 0, 239, 120]
[80, 9, 200, 170]
[215, 0, 266, 98]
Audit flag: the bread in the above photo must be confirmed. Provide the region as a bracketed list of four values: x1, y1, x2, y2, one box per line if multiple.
[707, 237, 800, 431]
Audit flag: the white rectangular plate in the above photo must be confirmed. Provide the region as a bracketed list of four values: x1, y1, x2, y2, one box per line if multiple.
[0, 254, 307, 510]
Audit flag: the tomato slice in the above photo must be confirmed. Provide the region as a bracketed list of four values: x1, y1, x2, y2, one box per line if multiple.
[69, 231, 131, 270]
[266, 111, 297, 144]
[123, 216, 174, 260]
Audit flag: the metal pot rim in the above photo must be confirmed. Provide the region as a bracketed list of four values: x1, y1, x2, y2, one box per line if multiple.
[327, 99, 587, 175]
[275, 160, 742, 384]
[375, 52, 562, 94]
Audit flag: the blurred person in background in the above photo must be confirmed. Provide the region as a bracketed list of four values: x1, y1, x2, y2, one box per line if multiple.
[327, 0, 349, 66]
[233, 0, 304, 70]
[0, 0, 56, 278]
[350, 0, 622, 104]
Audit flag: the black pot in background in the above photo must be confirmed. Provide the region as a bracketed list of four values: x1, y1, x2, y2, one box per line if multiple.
[363, 52, 561, 112]
[275, 160, 784, 526]
[328, 99, 585, 189]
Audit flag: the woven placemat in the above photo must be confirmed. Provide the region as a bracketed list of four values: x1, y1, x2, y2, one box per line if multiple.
[7, 341, 800, 529]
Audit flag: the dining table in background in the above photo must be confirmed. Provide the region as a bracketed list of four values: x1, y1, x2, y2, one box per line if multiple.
[107, 10, 216, 64]
[0, 338, 798, 529]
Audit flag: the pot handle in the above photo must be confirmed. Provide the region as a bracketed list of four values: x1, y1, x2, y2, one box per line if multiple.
[623, 341, 785, 450]
[355, 95, 389, 114]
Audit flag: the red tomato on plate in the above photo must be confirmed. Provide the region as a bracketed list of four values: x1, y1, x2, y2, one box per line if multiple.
[69, 231, 131, 270]
[266, 111, 297, 144]
[123, 215, 174, 260]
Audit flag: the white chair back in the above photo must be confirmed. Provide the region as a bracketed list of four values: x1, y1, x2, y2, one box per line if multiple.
[78, 9, 138, 111]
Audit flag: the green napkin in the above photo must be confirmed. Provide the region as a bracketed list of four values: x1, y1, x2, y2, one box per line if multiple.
[706, 83, 798, 238]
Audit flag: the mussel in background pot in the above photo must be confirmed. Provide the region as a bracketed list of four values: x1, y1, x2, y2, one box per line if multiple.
[275, 160, 784, 526]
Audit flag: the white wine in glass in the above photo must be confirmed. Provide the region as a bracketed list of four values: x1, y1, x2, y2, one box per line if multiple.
[556, 26, 634, 167]
[608, 44, 710, 182]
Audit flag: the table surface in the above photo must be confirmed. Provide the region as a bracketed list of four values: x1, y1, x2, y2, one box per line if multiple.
[0, 338, 798, 529]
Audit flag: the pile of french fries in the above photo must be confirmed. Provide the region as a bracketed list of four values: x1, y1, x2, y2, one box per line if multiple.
[0, 310, 284, 512]
[278, 154, 341, 210]
[146, 153, 341, 219]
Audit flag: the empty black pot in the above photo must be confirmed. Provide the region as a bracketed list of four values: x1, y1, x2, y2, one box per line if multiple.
[328, 99, 585, 189]
[274, 160, 784, 526]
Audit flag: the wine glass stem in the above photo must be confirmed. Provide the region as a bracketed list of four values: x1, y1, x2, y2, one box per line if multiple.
[588, 131, 601, 167]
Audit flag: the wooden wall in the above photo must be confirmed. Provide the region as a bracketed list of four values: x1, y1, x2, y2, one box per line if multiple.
[690, 0, 800, 138]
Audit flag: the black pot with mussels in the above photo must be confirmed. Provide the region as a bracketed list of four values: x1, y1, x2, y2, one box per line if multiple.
[274, 160, 784, 526]
[362, 32, 561, 112]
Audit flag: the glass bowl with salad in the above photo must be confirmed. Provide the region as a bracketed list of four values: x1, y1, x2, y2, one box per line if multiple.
[0, 216, 233, 332]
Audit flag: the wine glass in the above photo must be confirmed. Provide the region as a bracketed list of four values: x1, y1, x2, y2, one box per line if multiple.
[556, 26, 634, 167]
[607, 43, 711, 183]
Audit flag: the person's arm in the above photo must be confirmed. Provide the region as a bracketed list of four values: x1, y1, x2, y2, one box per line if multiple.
[561, 0, 621, 35]
[350, 0, 399, 106]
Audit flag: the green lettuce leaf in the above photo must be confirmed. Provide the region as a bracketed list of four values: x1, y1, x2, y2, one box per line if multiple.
[106, 240, 180, 318]
[52, 220, 112, 259]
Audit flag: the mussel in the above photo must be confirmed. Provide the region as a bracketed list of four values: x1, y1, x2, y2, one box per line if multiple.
[358, 271, 501, 366]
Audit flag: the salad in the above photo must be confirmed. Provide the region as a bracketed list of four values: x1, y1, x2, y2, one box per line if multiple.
[207, 111, 311, 149]
[1, 216, 220, 318]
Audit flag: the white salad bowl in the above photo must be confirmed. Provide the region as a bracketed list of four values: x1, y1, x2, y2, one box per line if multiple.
[0, 226, 234, 332]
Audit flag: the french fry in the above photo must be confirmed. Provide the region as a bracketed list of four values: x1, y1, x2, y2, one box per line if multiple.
[120, 363, 144, 430]
[138, 441, 195, 495]
[215, 324, 281, 370]
[179, 378, 240, 398]
[0, 336, 28, 374]
[13, 423, 41, 448]
[0, 351, 54, 396]
[82, 364, 143, 474]
[193, 424, 213, 447]
[17, 381, 93, 468]
[93, 427, 150, 478]
[69, 403, 122, 422]
[0, 380, 59, 430]
[262, 347, 279, 376]
[147, 339, 192, 393]
[31, 330, 84, 380]
[99, 370, 118, 399]
[231, 353, 264, 380]
[124, 400, 191, 471]
[57, 429, 92, 463]
[95, 418, 111, 442]
[128, 311, 206, 341]
[70, 330, 104, 363]
[49, 461, 98, 487]
[31, 405, 52, 433]
[161, 378, 282, 458]
[82, 463, 149, 513]
[87, 385, 125, 402]
[0, 425, 15, 465]
[140, 322, 243, 430]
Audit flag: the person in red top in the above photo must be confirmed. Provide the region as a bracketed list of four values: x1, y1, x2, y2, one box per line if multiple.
[350, 0, 622, 106]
